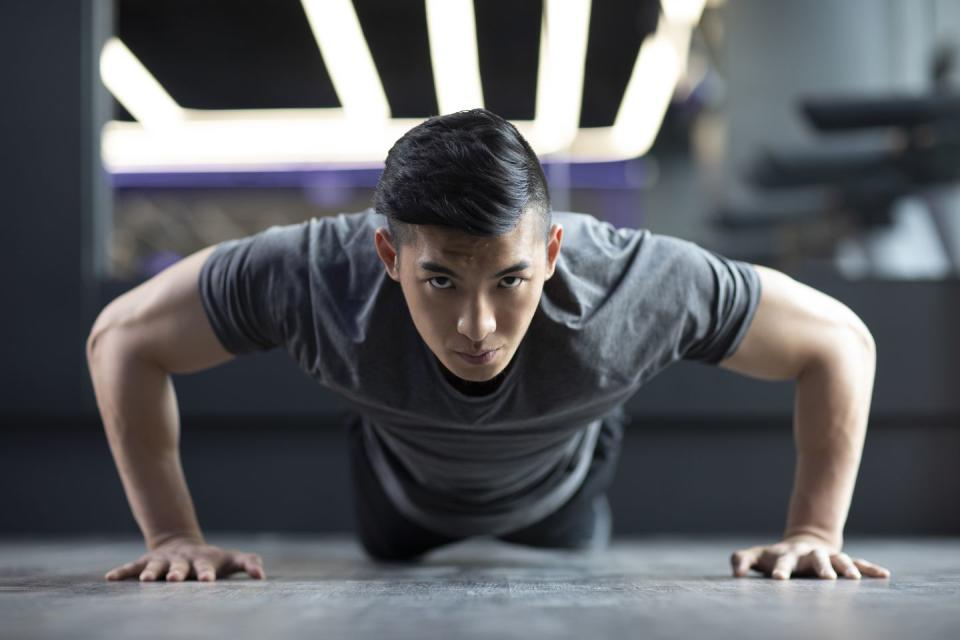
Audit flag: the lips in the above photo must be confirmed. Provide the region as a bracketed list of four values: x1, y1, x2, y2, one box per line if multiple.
[455, 348, 500, 365]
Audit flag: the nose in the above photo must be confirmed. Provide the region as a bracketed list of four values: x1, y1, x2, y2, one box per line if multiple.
[457, 293, 497, 344]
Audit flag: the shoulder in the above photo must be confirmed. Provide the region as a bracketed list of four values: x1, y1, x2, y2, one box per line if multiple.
[552, 210, 652, 265]
[309, 208, 386, 250]
[223, 209, 383, 268]
[553, 210, 646, 245]
[202, 209, 385, 304]
[544, 210, 746, 324]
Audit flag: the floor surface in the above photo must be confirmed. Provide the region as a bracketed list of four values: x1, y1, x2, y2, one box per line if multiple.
[1, 535, 958, 639]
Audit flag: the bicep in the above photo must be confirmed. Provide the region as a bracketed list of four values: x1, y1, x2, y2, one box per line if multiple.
[87, 245, 235, 374]
[718, 265, 872, 381]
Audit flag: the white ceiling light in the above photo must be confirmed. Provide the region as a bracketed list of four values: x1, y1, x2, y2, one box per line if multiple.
[534, 0, 592, 153]
[100, 2, 706, 171]
[99, 37, 184, 130]
[661, 0, 708, 26]
[425, 0, 484, 114]
[300, 0, 390, 121]
[101, 117, 422, 170]
[610, 27, 681, 156]
[566, 6, 703, 162]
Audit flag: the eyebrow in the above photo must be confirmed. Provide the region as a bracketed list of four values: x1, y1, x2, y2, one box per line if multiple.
[417, 260, 531, 279]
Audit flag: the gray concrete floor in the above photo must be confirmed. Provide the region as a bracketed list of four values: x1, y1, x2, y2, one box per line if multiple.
[1, 535, 958, 640]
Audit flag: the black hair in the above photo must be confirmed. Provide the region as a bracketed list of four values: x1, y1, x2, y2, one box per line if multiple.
[373, 108, 551, 252]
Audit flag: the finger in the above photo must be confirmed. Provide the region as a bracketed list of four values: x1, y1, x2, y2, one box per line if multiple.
[219, 556, 244, 579]
[193, 558, 218, 582]
[730, 549, 759, 577]
[105, 559, 148, 581]
[831, 553, 861, 580]
[242, 553, 265, 580]
[771, 553, 797, 580]
[228, 552, 265, 579]
[852, 558, 891, 579]
[810, 549, 837, 580]
[221, 553, 265, 580]
[165, 557, 191, 582]
[139, 558, 170, 582]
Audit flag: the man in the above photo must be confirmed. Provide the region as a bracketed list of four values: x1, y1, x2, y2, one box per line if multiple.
[86, 108, 891, 583]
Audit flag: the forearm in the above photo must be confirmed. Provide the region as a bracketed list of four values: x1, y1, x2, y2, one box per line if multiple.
[87, 333, 204, 550]
[782, 329, 876, 548]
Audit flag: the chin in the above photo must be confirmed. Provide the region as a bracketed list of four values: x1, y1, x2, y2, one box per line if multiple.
[446, 356, 507, 382]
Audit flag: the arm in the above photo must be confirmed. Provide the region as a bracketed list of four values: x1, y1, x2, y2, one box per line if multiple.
[86, 245, 263, 581]
[718, 265, 890, 580]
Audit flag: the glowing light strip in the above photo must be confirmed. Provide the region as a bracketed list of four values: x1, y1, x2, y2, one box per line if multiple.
[99, 37, 184, 129]
[611, 26, 680, 154]
[100, 116, 564, 172]
[101, 118, 421, 170]
[534, 0, 592, 152]
[662, 0, 708, 26]
[567, 6, 703, 161]
[100, 2, 707, 170]
[300, 0, 390, 120]
[660, 0, 704, 74]
[425, 0, 484, 114]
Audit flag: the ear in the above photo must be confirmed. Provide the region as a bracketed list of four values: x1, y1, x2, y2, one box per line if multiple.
[544, 223, 563, 280]
[374, 227, 401, 281]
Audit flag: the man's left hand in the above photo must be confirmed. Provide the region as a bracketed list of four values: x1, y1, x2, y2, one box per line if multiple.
[730, 535, 891, 580]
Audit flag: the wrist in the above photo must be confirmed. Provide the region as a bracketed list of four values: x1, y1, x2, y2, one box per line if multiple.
[782, 528, 843, 551]
[147, 530, 206, 550]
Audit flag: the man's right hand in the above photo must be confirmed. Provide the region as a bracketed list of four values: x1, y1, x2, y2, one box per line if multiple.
[105, 536, 266, 582]
[88, 246, 249, 584]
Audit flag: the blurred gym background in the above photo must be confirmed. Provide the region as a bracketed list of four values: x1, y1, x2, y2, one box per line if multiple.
[3, 0, 959, 538]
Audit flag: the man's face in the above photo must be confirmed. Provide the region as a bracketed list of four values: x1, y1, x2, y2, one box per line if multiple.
[374, 211, 563, 382]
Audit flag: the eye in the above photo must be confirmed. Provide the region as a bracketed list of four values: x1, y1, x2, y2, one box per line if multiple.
[500, 276, 524, 289]
[427, 276, 453, 289]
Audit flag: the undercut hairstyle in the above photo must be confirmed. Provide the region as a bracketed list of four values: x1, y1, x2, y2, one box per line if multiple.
[373, 108, 552, 254]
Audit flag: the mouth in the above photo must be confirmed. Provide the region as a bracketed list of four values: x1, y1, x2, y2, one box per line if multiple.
[454, 348, 500, 365]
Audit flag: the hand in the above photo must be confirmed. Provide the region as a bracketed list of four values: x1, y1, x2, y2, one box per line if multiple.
[105, 536, 266, 582]
[730, 535, 891, 580]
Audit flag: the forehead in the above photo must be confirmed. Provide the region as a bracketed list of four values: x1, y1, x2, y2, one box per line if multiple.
[409, 213, 541, 262]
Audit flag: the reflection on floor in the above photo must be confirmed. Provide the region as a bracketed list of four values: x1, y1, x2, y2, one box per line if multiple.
[1, 535, 958, 640]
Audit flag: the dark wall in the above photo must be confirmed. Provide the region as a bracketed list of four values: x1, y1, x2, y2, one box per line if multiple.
[2, 3, 958, 537]
[2, 3, 91, 418]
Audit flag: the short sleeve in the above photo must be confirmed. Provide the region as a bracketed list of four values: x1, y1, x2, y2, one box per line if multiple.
[198, 222, 308, 355]
[538, 214, 763, 386]
[660, 235, 762, 365]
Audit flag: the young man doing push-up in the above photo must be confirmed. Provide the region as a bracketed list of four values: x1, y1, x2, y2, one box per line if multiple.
[87, 108, 891, 583]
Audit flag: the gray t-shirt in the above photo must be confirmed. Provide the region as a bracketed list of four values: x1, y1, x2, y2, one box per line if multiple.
[198, 209, 761, 537]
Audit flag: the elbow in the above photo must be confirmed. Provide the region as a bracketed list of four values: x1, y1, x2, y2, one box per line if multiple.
[848, 314, 876, 364]
[828, 299, 875, 363]
[802, 312, 876, 379]
[86, 299, 135, 367]
[86, 316, 108, 364]
[85, 311, 117, 402]
[820, 314, 876, 378]
[86, 303, 119, 363]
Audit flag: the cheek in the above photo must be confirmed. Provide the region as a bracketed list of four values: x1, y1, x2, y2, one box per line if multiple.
[501, 290, 540, 332]
[404, 286, 452, 336]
